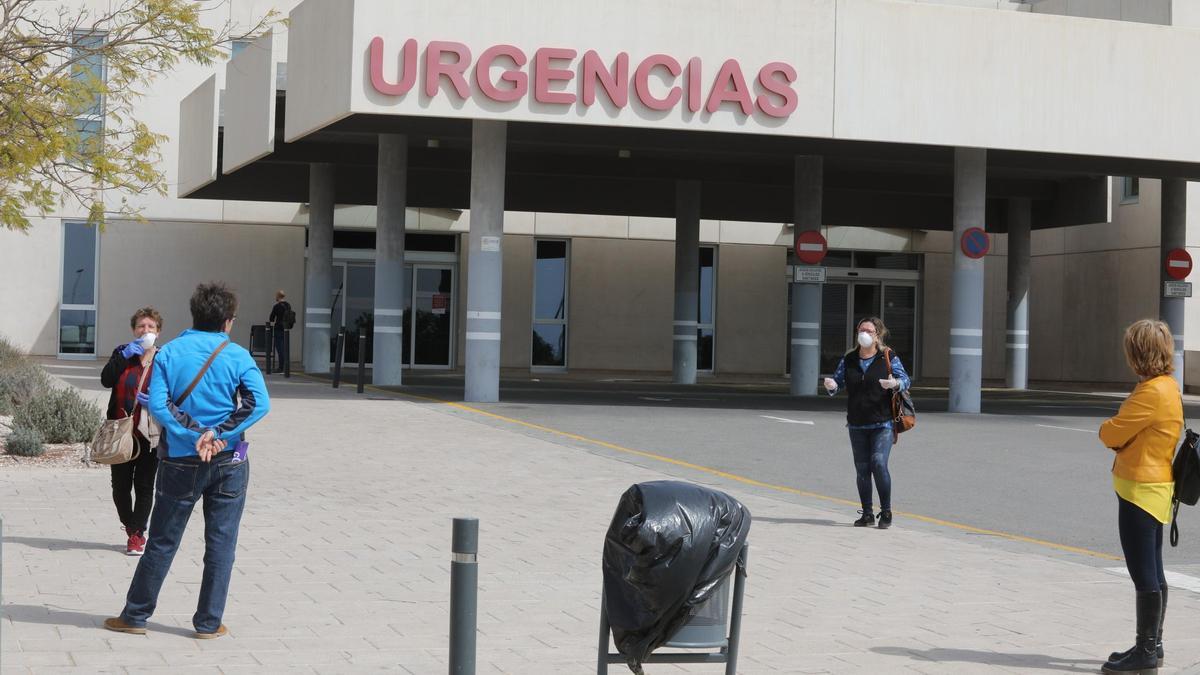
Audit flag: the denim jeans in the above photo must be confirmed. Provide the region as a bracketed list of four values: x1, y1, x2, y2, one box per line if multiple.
[120, 451, 249, 633]
[1117, 495, 1166, 592]
[848, 427, 892, 511]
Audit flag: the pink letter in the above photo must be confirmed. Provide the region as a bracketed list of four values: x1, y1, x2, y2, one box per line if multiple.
[475, 45, 528, 103]
[705, 59, 754, 115]
[756, 62, 798, 118]
[633, 54, 682, 112]
[581, 50, 629, 107]
[425, 41, 472, 99]
[534, 47, 577, 105]
[686, 57, 702, 113]
[369, 37, 418, 96]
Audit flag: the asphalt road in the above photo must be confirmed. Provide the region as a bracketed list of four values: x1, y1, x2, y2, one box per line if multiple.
[394, 374, 1200, 570]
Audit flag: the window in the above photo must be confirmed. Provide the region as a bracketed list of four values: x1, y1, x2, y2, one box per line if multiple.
[71, 32, 106, 162]
[59, 222, 99, 356]
[532, 240, 568, 368]
[698, 247, 716, 371]
[231, 40, 252, 58]
[1121, 176, 1140, 204]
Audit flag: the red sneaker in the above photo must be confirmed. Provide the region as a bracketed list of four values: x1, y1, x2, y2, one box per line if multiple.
[126, 528, 145, 556]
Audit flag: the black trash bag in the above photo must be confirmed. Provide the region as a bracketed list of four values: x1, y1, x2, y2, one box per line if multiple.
[602, 480, 751, 672]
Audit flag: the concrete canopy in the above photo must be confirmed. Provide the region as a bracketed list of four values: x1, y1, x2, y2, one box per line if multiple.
[179, 0, 1200, 232]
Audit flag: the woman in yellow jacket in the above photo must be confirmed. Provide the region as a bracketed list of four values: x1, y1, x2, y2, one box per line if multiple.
[1098, 319, 1179, 675]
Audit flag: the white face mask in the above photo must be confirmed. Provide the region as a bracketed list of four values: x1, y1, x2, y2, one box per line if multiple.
[857, 331, 875, 348]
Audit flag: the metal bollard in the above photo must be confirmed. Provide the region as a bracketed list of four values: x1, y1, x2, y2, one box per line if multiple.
[356, 332, 366, 394]
[283, 328, 291, 378]
[332, 329, 345, 389]
[265, 325, 274, 375]
[449, 517, 478, 675]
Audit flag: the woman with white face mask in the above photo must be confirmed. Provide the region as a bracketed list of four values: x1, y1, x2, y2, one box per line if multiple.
[822, 317, 911, 528]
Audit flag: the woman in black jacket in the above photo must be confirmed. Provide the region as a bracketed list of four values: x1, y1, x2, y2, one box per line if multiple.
[99, 307, 162, 556]
[823, 317, 912, 528]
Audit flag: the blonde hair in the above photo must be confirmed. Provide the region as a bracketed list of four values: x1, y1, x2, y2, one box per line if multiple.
[1123, 319, 1174, 378]
[275, 290, 286, 301]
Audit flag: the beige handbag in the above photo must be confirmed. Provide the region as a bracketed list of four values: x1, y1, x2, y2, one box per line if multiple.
[89, 365, 152, 465]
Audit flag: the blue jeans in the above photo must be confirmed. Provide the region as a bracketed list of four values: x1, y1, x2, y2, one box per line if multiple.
[849, 427, 892, 512]
[120, 451, 249, 633]
[1117, 495, 1166, 592]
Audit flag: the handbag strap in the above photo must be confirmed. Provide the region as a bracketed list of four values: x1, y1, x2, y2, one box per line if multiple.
[128, 361, 153, 415]
[174, 340, 230, 407]
[1170, 498, 1180, 548]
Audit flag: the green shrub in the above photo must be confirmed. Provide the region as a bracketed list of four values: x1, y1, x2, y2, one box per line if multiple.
[13, 386, 100, 444]
[0, 360, 50, 415]
[5, 426, 45, 457]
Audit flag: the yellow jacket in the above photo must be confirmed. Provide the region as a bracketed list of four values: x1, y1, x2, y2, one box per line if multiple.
[1099, 375, 1181, 483]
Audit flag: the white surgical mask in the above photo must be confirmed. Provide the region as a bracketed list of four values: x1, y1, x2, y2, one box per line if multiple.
[857, 331, 874, 348]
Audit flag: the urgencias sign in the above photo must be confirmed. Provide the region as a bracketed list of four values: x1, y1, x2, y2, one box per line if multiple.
[369, 37, 798, 118]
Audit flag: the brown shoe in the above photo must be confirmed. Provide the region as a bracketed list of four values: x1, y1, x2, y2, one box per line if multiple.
[103, 617, 146, 635]
[193, 624, 228, 639]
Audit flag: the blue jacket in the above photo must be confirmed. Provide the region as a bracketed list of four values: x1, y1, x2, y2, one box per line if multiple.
[148, 329, 270, 458]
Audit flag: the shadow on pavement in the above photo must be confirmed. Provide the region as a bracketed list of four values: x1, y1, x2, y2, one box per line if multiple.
[754, 516, 846, 528]
[2, 603, 195, 638]
[871, 646, 1105, 672]
[3, 535, 119, 553]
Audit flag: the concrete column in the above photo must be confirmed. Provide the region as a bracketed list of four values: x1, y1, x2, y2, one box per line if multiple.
[1005, 197, 1031, 390]
[950, 147, 986, 413]
[303, 163, 334, 374]
[1162, 178, 1186, 390]
[373, 134, 407, 386]
[790, 155, 823, 396]
[672, 181, 701, 384]
[464, 120, 506, 402]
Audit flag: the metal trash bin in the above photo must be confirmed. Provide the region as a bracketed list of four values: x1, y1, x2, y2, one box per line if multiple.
[249, 324, 269, 355]
[663, 576, 731, 649]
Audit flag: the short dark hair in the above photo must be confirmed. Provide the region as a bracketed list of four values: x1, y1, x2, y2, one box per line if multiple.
[190, 282, 238, 332]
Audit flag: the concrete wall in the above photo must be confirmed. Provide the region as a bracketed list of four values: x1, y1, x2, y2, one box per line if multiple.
[715, 244, 787, 374]
[567, 238, 674, 372]
[95, 219, 306, 358]
[0, 221, 63, 354]
[1033, 0, 1171, 25]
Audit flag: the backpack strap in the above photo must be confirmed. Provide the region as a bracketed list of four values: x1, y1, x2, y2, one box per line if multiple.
[174, 340, 230, 407]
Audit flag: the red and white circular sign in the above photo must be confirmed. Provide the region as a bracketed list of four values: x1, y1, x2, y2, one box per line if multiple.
[1166, 248, 1193, 280]
[795, 230, 828, 265]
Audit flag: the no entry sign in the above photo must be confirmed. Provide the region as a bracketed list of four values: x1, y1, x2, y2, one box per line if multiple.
[1166, 248, 1192, 280]
[795, 230, 828, 265]
[961, 227, 990, 259]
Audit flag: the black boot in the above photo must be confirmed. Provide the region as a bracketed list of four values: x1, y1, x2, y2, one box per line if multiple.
[853, 510, 875, 527]
[1102, 590, 1162, 674]
[1108, 585, 1166, 667]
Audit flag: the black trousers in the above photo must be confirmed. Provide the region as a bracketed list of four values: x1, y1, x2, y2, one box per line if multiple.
[1117, 495, 1166, 592]
[110, 438, 158, 533]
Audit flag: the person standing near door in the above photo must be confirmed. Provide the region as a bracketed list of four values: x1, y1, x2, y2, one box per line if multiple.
[267, 290, 293, 370]
[823, 317, 911, 529]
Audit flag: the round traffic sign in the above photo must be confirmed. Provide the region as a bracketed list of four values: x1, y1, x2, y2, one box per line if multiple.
[795, 230, 827, 265]
[961, 227, 990, 259]
[1166, 248, 1193, 280]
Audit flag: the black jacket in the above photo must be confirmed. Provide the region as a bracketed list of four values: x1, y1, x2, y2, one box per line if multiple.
[269, 301, 291, 328]
[100, 346, 134, 421]
[842, 350, 894, 426]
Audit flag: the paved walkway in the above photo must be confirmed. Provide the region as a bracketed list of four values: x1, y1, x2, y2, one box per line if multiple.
[2, 372, 1199, 673]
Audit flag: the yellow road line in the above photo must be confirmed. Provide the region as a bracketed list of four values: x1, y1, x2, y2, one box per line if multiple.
[297, 373, 1123, 562]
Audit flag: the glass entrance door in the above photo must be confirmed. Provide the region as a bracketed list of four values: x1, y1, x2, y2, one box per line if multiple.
[411, 266, 454, 367]
[818, 281, 918, 375]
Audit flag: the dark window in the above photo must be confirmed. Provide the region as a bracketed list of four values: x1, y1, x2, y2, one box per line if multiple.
[533, 240, 568, 367]
[62, 222, 97, 305]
